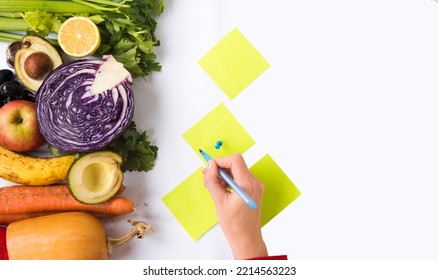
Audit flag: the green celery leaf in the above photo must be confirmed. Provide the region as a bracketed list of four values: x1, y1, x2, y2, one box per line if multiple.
[22, 11, 65, 36]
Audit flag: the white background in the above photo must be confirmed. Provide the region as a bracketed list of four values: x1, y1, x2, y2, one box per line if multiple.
[1, 0, 438, 260]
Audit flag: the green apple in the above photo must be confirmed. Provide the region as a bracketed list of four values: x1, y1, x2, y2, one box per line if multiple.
[0, 99, 45, 152]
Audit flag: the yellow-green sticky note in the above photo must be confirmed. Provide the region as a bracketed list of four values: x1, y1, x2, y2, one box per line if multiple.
[198, 27, 270, 99]
[250, 154, 301, 226]
[183, 103, 255, 161]
[162, 167, 217, 240]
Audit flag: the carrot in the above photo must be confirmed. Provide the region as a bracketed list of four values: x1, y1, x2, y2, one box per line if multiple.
[0, 185, 135, 216]
[0, 184, 126, 197]
[0, 211, 118, 225]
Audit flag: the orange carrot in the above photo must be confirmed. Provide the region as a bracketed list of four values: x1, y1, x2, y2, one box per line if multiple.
[0, 185, 135, 216]
[0, 184, 125, 197]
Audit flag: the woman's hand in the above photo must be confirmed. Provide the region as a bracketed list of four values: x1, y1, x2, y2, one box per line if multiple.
[202, 154, 267, 259]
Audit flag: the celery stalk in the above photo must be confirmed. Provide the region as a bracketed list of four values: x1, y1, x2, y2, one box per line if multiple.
[73, 0, 131, 8]
[0, 17, 30, 31]
[71, 0, 126, 12]
[0, 31, 24, 41]
[0, 12, 23, 18]
[0, 1, 100, 14]
[0, 31, 59, 46]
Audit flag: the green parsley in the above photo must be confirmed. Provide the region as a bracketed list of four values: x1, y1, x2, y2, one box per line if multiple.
[106, 121, 158, 173]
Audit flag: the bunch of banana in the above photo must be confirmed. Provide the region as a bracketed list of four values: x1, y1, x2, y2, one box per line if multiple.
[0, 144, 77, 185]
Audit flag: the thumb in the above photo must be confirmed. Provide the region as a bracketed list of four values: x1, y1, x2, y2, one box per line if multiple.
[203, 160, 227, 203]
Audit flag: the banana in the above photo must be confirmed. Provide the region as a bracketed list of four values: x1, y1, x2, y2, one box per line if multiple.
[0, 144, 78, 185]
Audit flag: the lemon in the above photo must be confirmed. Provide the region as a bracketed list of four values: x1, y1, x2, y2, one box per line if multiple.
[58, 17, 101, 58]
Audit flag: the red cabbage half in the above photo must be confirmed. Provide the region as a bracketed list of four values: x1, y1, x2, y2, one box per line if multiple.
[36, 55, 134, 153]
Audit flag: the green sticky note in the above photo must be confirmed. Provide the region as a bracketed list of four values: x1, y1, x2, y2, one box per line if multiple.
[183, 103, 255, 161]
[250, 154, 301, 226]
[198, 27, 270, 99]
[162, 167, 217, 240]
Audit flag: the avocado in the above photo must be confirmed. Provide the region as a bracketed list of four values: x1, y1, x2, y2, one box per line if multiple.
[14, 35, 63, 92]
[67, 151, 124, 204]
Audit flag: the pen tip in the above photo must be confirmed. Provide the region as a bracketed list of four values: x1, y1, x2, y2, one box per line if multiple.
[249, 201, 257, 209]
[198, 149, 203, 153]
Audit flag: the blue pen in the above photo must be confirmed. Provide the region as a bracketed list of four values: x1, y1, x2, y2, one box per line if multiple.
[199, 149, 257, 209]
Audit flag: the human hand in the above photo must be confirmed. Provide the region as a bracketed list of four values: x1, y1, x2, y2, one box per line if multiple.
[202, 154, 267, 259]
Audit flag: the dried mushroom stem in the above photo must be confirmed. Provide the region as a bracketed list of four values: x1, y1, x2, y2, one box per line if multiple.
[106, 219, 156, 254]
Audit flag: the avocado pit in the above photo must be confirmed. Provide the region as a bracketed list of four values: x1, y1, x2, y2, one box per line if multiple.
[24, 52, 54, 80]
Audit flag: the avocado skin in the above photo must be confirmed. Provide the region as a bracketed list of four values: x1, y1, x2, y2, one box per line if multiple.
[14, 35, 63, 92]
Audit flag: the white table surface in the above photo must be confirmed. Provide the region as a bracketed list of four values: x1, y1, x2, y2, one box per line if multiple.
[1, 0, 438, 260]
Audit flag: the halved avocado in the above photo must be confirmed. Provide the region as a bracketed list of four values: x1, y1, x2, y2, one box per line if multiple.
[67, 151, 124, 204]
[14, 35, 63, 92]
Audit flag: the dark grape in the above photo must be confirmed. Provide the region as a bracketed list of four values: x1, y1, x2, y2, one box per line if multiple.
[0, 69, 13, 85]
[0, 81, 21, 96]
[19, 89, 36, 102]
[11, 80, 23, 88]
[1, 95, 17, 104]
[0, 68, 36, 108]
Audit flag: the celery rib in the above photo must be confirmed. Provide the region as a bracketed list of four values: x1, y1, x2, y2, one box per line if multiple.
[0, 1, 101, 14]
[0, 17, 31, 31]
[0, 31, 25, 41]
[0, 31, 59, 46]
[73, 0, 131, 8]
[71, 0, 121, 12]
[0, 12, 23, 18]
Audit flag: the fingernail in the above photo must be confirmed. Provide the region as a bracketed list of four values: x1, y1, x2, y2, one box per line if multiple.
[206, 160, 213, 170]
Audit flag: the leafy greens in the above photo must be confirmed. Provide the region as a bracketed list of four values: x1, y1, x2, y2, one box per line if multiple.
[106, 121, 158, 173]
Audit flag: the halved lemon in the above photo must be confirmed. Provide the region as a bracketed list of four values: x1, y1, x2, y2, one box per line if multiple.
[58, 17, 101, 58]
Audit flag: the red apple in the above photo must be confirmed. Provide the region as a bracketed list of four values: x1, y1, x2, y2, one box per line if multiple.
[0, 100, 45, 152]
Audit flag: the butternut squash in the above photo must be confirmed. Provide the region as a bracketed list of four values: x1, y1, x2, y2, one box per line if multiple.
[3, 212, 154, 260]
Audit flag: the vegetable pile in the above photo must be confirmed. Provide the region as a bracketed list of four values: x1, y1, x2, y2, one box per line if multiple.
[0, 0, 162, 171]
[0, 0, 163, 260]
[0, 0, 164, 78]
